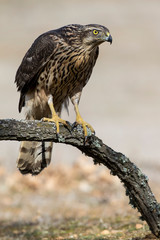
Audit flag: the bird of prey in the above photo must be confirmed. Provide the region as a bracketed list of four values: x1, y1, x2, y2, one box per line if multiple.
[15, 24, 112, 175]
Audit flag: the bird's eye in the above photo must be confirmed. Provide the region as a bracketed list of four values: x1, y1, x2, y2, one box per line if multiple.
[93, 30, 99, 35]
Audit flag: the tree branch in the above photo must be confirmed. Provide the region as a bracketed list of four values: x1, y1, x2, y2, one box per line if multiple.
[0, 118, 160, 237]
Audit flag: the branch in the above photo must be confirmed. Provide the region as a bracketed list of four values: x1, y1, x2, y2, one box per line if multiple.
[0, 119, 160, 238]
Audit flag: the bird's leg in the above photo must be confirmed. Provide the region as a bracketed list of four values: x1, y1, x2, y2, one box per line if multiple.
[73, 102, 95, 137]
[43, 95, 67, 134]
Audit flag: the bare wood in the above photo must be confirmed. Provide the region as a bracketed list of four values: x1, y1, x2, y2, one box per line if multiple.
[0, 118, 160, 237]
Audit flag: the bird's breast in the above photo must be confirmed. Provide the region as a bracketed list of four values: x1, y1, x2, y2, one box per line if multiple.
[38, 47, 97, 108]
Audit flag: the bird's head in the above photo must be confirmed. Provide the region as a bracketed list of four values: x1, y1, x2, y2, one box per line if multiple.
[58, 24, 112, 48]
[81, 24, 112, 47]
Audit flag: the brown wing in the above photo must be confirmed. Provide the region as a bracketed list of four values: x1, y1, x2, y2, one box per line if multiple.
[15, 31, 58, 112]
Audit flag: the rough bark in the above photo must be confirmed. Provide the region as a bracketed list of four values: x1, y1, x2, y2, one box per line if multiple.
[0, 118, 160, 237]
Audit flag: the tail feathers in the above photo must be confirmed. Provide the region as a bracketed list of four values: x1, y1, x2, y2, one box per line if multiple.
[17, 141, 53, 175]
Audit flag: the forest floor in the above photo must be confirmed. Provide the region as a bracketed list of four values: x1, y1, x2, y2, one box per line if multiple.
[0, 156, 158, 240]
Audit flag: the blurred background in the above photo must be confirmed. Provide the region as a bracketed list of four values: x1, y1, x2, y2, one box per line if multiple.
[0, 0, 160, 230]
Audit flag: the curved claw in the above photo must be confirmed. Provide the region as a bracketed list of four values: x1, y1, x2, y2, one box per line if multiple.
[83, 122, 95, 137]
[71, 121, 78, 131]
[72, 120, 95, 137]
[42, 116, 67, 134]
[72, 103, 95, 138]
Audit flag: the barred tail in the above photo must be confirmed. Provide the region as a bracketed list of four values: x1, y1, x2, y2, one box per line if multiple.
[17, 141, 53, 175]
[17, 91, 54, 175]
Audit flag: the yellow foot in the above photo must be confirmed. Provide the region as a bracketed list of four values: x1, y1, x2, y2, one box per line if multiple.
[42, 116, 67, 134]
[74, 117, 95, 137]
[72, 103, 95, 137]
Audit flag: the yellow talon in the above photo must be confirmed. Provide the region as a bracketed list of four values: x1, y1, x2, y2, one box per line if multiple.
[43, 95, 67, 134]
[74, 103, 95, 137]
[43, 116, 66, 134]
[76, 117, 95, 136]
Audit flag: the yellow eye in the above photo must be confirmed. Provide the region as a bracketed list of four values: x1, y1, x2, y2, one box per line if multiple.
[93, 30, 99, 35]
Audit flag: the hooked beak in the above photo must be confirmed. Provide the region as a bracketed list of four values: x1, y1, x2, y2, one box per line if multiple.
[106, 32, 112, 44]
